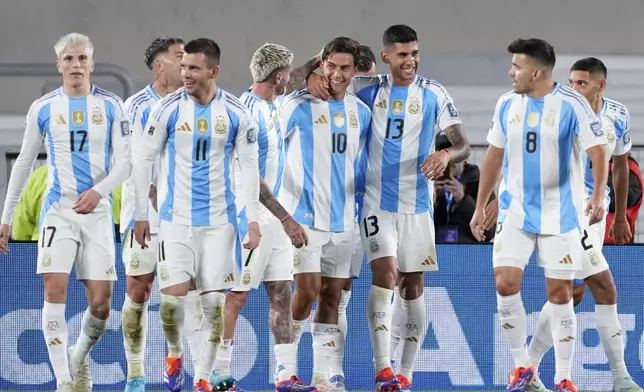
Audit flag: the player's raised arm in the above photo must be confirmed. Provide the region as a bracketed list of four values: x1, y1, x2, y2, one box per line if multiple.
[92, 100, 132, 198]
[0, 101, 45, 229]
[234, 108, 260, 232]
[285, 51, 323, 95]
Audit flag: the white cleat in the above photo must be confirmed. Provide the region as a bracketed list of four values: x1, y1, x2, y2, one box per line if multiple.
[613, 377, 643, 392]
[526, 374, 551, 392]
[56, 381, 75, 392]
[68, 345, 92, 392]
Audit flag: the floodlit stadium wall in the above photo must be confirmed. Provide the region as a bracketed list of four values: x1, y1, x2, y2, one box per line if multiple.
[1, 243, 643, 391]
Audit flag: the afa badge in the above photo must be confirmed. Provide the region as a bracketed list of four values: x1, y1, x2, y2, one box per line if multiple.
[408, 98, 420, 115]
[91, 107, 104, 125]
[348, 111, 358, 128]
[215, 116, 227, 135]
[120, 120, 130, 136]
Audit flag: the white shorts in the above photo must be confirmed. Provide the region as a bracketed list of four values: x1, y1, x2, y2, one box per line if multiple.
[575, 216, 609, 280]
[122, 230, 158, 276]
[492, 221, 582, 280]
[36, 200, 116, 281]
[360, 204, 438, 273]
[233, 217, 293, 291]
[350, 223, 365, 278]
[157, 221, 237, 292]
[293, 226, 354, 279]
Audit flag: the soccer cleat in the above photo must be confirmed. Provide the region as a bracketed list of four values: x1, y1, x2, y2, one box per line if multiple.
[124, 376, 146, 392]
[210, 374, 236, 391]
[163, 354, 185, 392]
[55, 381, 75, 392]
[275, 376, 318, 392]
[506, 365, 537, 392]
[526, 374, 551, 392]
[329, 375, 347, 392]
[395, 374, 412, 392]
[553, 379, 578, 392]
[193, 379, 215, 392]
[613, 377, 643, 392]
[68, 345, 92, 392]
[375, 367, 401, 392]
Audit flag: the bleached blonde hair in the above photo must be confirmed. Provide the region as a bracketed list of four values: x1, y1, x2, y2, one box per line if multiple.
[54, 33, 94, 59]
[249, 43, 294, 83]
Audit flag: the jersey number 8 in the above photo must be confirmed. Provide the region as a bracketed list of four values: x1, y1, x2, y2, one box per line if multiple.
[525, 131, 537, 153]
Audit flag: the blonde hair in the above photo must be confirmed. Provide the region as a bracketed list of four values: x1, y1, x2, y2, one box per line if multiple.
[249, 43, 294, 83]
[54, 33, 94, 59]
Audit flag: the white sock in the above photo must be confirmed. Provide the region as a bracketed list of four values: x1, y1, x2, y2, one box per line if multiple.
[183, 290, 203, 369]
[122, 296, 149, 379]
[72, 308, 108, 365]
[213, 339, 233, 377]
[595, 304, 629, 380]
[293, 318, 305, 346]
[274, 343, 297, 383]
[550, 300, 576, 383]
[327, 324, 344, 378]
[195, 291, 226, 382]
[338, 290, 351, 345]
[389, 287, 403, 367]
[42, 302, 72, 385]
[528, 301, 553, 369]
[368, 285, 394, 373]
[159, 294, 185, 358]
[497, 293, 530, 368]
[399, 294, 425, 382]
[312, 323, 333, 382]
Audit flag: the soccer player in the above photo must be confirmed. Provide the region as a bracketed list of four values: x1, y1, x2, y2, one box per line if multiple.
[524, 58, 642, 392]
[210, 43, 314, 392]
[310, 25, 470, 392]
[470, 39, 608, 392]
[282, 37, 371, 392]
[132, 38, 261, 392]
[120, 36, 204, 391]
[0, 33, 132, 392]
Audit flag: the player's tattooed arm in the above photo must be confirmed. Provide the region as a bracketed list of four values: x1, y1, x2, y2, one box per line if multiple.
[259, 178, 290, 221]
[285, 54, 322, 94]
[443, 124, 471, 163]
[264, 281, 293, 344]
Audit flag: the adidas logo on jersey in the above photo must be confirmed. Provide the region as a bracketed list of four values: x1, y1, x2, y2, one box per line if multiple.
[375, 100, 387, 109]
[54, 115, 67, 125]
[559, 255, 573, 264]
[315, 115, 329, 124]
[422, 256, 436, 265]
[224, 273, 234, 283]
[177, 122, 192, 132]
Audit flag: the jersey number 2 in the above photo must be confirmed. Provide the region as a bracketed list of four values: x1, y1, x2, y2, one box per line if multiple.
[70, 130, 88, 152]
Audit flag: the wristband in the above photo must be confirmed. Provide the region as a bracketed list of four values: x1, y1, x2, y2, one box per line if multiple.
[281, 215, 292, 223]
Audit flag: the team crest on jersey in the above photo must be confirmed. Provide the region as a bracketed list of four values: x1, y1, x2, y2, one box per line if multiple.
[333, 112, 345, 127]
[607, 129, 615, 143]
[408, 98, 420, 115]
[197, 118, 209, 134]
[91, 107, 104, 125]
[348, 111, 359, 128]
[544, 110, 556, 128]
[215, 115, 227, 135]
[242, 269, 251, 285]
[392, 100, 404, 115]
[72, 110, 85, 126]
[526, 112, 540, 128]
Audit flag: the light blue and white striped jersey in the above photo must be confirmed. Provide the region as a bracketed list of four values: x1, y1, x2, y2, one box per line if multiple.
[350, 74, 462, 214]
[581, 97, 631, 201]
[133, 87, 260, 227]
[279, 90, 371, 232]
[1, 85, 132, 226]
[121, 85, 162, 234]
[488, 83, 607, 235]
[236, 90, 285, 222]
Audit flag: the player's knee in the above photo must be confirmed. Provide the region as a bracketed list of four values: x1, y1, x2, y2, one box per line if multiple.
[398, 272, 424, 300]
[89, 298, 111, 319]
[294, 275, 321, 304]
[545, 279, 573, 304]
[572, 283, 587, 307]
[159, 294, 184, 324]
[319, 283, 342, 310]
[495, 280, 521, 297]
[267, 283, 291, 313]
[226, 290, 249, 313]
[370, 257, 397, 289]
[42, 273, 69, 303]
[586, 270, 617, 305]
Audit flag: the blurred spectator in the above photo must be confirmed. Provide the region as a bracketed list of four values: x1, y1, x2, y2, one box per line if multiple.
[604, 153, 642, 244]
[11, 165, 122, 241]
[433, 133, 496, 243]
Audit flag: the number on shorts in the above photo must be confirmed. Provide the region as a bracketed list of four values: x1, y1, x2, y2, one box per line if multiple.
[496, 222, 503, 234]
[363, 216, 380, 237]
[41, 226, 56, 248]
[525, 131, 537, 153]
[70, 130, 88, 152]
[581, 229, 593, 251]
[158, 240, 166, 262]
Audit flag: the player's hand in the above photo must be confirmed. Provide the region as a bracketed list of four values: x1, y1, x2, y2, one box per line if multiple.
[469, 207, 487, 242]
[609, 217, 632, 245]
[244, 221, 261, 250]
[148, 184, 158, 212]
[438, 177, 465, 202]
[282, 216, 308, 248]
[483, 198, 499, 230]
[585, 195, 605, 226]
[421, 150, 450, 180]
[74, 189, 102, 214]
[0, 224, 10, 254]
[134, 220, 151, 248]
[306, 73, 330, 101]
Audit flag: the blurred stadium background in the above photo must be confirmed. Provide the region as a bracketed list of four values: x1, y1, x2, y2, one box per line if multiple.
[1, 0, 644, 391]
